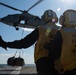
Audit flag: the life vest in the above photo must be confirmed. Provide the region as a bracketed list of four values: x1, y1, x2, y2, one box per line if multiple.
[34, 23, 59, 62]
[55, 27, 76, 73]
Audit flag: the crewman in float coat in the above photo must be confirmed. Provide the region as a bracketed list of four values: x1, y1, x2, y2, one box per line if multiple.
[0, 9, 60, 75]
[45, 9, 76, 74]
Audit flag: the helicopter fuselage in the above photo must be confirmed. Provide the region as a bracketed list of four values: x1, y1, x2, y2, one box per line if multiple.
[0, 0, 44, 30]
[0, 12, 44, 29]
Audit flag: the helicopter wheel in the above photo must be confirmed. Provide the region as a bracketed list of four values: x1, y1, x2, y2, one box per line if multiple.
[16, 27, 19, 30]
[14, 23, 19, 30]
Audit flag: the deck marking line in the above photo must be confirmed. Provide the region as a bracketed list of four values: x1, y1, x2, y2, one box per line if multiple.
[9, 66, 22, 75]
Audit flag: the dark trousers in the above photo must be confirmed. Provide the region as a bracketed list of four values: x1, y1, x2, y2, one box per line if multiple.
[61, 68, 76, 75]
[35, 57, 57, 75]
[57, 68, 76, 75]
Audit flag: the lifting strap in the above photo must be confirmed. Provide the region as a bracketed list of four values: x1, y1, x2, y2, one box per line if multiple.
[14, 29, 24, 57]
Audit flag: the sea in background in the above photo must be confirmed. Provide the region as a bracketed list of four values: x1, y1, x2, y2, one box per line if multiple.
[0, 64, 36, 67]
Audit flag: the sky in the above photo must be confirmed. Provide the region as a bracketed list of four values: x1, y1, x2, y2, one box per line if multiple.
[0, 0, 76, 64]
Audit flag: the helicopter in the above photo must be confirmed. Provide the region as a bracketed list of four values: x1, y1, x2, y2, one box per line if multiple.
[0, 0, 44, 30]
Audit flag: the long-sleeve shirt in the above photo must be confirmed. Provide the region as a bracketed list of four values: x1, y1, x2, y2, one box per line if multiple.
[7, 28, 39, 49]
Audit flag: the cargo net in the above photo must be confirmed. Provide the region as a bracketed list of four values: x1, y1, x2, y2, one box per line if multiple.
[7, 50, 25, 66]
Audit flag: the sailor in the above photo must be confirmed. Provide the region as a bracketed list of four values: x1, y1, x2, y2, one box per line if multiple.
[0, 9, 59, 75]
[45, 9, 76, 75]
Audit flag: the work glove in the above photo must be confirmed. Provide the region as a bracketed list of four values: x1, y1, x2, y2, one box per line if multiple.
[0, 36, 7, 50]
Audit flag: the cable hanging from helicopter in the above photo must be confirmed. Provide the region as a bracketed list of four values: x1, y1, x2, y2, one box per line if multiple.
[0, 0, 44, 30]
[7, 26, 25, 66]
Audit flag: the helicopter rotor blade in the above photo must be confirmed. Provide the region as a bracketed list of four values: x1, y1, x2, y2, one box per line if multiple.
[27, 0, 44, 12]
[0, 2, 23, 12]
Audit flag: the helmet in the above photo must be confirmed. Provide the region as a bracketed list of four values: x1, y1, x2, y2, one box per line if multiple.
[59, 9, 76, 27]
[41, 9, 58, 23]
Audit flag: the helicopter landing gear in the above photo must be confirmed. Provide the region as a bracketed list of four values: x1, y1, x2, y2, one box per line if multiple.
[14, 23, 19, 30]
[15, 27, 19, 30]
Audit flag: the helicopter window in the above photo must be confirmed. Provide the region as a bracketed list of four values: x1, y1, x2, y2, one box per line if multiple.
[20, 20, 25, 24]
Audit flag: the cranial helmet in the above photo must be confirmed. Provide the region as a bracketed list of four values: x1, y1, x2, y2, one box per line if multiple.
[59, 9, 76, 27]
[41, 9, 58, 23]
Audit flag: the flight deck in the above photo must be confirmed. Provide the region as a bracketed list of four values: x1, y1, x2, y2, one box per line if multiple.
[0, 65, 37, 75]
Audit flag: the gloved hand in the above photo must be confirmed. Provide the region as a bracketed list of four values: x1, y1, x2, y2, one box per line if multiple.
[0, 36, 7, 50]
